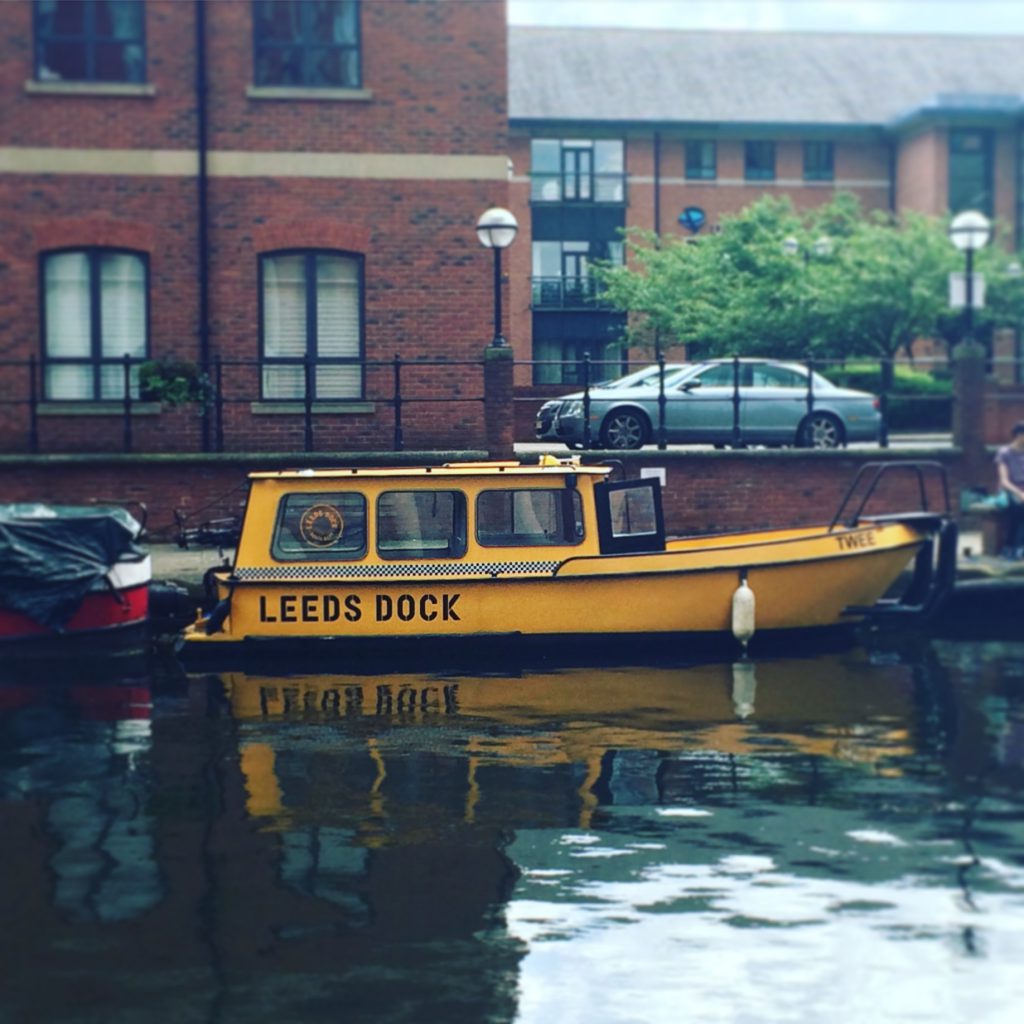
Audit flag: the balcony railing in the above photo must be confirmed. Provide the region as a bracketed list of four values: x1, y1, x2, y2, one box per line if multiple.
[531, 276, 611, 310]
[529, 173, 626, 204]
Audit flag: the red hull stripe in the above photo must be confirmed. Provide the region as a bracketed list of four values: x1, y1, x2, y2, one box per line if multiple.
[0, 584, 149, 638]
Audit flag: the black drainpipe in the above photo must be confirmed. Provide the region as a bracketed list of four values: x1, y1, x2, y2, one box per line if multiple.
[653, 130, 662, 237]
[1016, 118, 1023, 252]
[887, 136, 897, 214]
[195, 0, 212, 451]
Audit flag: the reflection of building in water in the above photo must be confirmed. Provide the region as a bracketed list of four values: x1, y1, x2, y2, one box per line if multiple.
[0, 649, 956, 1021]
[0, 675, 528, 1022]
[0, 684, 160, 923]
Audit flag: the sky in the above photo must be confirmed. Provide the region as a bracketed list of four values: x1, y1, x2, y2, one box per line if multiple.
[507, 0, 1024, 35]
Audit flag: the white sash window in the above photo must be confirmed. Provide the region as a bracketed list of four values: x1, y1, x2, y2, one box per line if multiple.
[43, 249, 148, 401]
[261, 251, 363, 401]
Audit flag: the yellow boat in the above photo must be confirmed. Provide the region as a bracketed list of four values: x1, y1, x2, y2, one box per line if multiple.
[178, 457, 956, 665]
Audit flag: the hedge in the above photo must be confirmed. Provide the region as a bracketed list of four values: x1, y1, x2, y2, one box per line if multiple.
[822, 363, 952, 431]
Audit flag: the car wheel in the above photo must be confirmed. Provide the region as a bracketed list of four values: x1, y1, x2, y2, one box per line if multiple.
[600, 409, 649, 450]
[800, 412, 844, 449]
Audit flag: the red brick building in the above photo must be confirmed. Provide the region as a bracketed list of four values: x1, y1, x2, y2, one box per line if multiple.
[1, 7, 1023, 458]
[0, 0, 510, 454]
[507, 28, 1024, 398]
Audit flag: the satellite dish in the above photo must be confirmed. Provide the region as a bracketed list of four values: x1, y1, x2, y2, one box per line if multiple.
[679, 207, 706, 234]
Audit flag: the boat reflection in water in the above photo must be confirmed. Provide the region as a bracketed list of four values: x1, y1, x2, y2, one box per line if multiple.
[4, 644, 1024, 1023]
[211, 654, 918, 837]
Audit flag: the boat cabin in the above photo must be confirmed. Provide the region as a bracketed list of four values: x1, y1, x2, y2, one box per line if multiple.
[235, 459, 667, 575]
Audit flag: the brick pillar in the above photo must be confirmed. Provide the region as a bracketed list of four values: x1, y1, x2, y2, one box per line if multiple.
[952, 338, 988, 487]
[483, 345, 515, 460]
[993, 327, 1017, 387]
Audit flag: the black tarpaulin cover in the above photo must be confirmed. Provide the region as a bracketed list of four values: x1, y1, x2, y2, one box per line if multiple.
[0, 504, 145, 630]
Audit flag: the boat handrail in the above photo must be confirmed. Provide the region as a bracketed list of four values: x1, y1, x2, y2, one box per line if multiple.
[828, 460, 951, 532]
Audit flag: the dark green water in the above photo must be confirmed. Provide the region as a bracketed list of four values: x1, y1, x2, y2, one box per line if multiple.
[1, 634, 1023, 1023]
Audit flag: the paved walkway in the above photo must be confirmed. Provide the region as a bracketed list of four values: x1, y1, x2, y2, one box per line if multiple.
[149, 544, 234, 589]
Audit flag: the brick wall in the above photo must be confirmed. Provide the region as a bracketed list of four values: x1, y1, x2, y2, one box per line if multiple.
[0, 449, 964, 545]
[0, 0, 509, 454]
[205, 0, 506, 155]
[894, 127, 946, 216]
[624, 135, 892, 242]
[0, 1, 197, 148]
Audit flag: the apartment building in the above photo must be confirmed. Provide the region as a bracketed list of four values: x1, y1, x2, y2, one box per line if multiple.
[0, 0, 509, 453]
[1, 5, 1023, 453]
[507, 27, 1024, 390]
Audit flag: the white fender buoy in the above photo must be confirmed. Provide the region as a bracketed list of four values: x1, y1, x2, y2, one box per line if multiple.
[732, 578, 756, 650]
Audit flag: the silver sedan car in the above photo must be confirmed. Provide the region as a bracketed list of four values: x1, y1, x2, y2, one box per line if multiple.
[535, 359, 881, 450]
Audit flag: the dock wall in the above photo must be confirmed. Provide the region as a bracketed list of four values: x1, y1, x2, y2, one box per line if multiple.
[0, 448, 965, 544]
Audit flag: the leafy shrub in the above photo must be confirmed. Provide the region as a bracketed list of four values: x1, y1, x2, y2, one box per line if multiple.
[139, 358, 212, 407]
[824, 363, 952, 431]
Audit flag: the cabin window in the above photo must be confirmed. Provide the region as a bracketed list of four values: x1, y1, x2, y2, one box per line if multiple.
[476, 489, 584, 547]
[609, 488, 658, 536]
[594, 479, 665, 554]
[41, 248, 148, 401]
[377, 491, 466, 559]
[272, 492, 367, 560]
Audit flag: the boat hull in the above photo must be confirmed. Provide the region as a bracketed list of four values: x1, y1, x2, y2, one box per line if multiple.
[180, 521, 929, 665]
[0, 583, 149, 641]
[0, 555, 151, 660]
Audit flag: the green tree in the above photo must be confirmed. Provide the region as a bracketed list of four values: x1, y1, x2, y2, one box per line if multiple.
[813, 207, 956, 393]
[597, 196, 814, 358]
[595, 193, 1023, 390]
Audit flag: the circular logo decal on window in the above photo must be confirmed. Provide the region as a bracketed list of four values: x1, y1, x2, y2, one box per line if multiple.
[299, 504, 345, 546]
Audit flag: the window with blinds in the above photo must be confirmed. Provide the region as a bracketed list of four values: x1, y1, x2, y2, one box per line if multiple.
[42, 249, 148, 401]
[260, 251, 363, 400]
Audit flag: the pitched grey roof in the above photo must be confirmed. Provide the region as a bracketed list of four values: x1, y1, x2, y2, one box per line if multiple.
[508, 27, 1024, 127]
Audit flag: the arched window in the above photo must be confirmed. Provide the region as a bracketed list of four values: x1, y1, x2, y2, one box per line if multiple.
[41, 248, 148, 401]
[260, 251, 364, 400]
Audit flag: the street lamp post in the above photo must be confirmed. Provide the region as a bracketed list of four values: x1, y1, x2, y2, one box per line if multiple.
[948, 210, 991, 485]
[948, 210, 991, 342]
[476, 207, 519, 347]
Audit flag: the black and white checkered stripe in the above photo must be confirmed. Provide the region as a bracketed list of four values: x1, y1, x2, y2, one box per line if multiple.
[233, 560, 562, 581]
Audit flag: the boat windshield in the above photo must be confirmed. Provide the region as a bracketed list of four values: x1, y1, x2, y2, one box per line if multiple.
[377, 491, 467, 559]
[476, 488, 584, 546]
[272, 492, 368, 561]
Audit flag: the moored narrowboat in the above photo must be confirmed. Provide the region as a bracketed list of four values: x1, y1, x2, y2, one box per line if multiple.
[178, 457, 956, 666]
[0, 503, 151, 655]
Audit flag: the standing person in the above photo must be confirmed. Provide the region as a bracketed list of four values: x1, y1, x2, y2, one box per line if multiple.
[995, 421, 1024, 558]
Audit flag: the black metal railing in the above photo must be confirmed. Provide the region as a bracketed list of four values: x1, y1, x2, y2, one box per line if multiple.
[530, 276, 609, 309]
[527, 352, 964, 451]
[0, 348, 998, 457]
[1, 353, 486, 455]
[528, 172, 627, 205]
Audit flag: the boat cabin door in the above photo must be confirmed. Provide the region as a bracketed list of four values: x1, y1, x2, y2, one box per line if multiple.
[594, 477, 666, 554]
